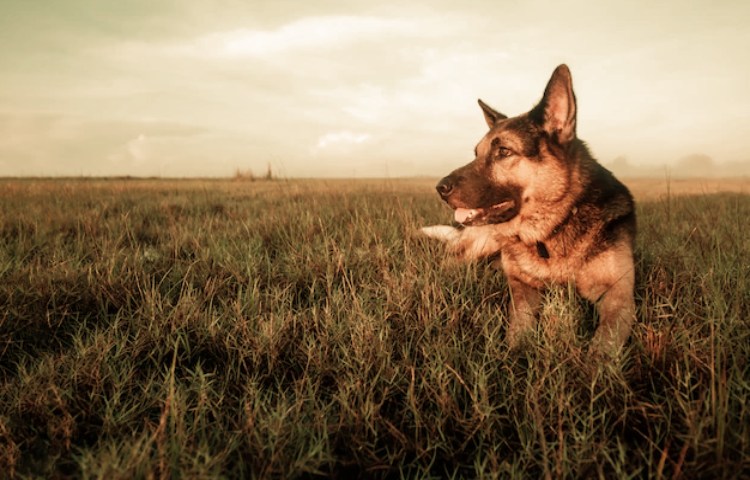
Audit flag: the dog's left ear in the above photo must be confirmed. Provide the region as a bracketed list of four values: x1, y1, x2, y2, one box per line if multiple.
[478, 99, 508, 128]
[531, 64, 577, 145]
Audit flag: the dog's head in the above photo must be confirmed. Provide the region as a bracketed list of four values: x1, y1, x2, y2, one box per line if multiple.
[436, 64, 578, 226]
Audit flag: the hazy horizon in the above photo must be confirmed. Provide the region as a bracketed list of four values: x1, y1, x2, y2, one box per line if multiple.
[1, 0, 749, 178]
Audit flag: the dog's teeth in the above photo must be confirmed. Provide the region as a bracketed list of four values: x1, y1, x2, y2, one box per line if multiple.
[454, 208, 481, 224]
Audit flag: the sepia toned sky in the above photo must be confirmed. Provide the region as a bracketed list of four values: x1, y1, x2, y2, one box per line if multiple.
[1, 0, 748, 177]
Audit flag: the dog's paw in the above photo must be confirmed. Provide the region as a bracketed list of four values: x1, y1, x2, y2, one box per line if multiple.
[420, 224, 505, 262]
[419, 225, 461, 243]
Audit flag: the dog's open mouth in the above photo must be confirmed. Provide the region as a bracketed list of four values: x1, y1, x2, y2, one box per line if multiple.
[454, 200, 516, 226]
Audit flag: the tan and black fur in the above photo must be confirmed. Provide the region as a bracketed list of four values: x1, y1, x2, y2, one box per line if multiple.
[422, 65, 636, 356]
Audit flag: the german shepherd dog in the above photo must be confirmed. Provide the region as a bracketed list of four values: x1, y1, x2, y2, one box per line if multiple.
[421, 65, 636, 356]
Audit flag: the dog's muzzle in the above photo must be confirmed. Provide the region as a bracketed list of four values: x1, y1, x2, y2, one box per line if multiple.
[434, 174, 520, 226]
[436, 177, 454, 200]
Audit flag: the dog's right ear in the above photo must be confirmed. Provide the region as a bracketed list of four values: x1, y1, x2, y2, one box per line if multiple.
[478, 99, 508, 128]
[530, 64, 577, 145]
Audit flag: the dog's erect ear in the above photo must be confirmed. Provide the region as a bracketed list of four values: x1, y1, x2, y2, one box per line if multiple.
[530, 64, 577, 145]
[478, 99, 508, 128]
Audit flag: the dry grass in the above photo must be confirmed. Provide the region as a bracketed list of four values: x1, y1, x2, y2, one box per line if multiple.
[0, 177, 748, 478]
[622, 177, 750, 200]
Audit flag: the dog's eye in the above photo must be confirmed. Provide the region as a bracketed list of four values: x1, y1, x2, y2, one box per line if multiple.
[489, 138, 513, 161]
[492, 146, 513, 160]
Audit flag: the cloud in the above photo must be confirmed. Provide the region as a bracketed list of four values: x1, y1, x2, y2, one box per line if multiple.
[233, 16, 411, 56]
[313, 130, 371, 152]
[0, 112, 221, 176]
[126, 134, 149, 164]
[317, 131, 371, 149]
[178, 15, 418, 59]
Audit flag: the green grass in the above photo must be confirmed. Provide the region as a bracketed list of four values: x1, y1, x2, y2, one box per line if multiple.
[1, 178, 748, 478]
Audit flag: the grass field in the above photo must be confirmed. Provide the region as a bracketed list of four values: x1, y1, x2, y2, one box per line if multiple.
[1, 177, 749, 478]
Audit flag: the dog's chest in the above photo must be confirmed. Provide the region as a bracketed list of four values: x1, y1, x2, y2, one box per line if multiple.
[501, 238, 581, 287]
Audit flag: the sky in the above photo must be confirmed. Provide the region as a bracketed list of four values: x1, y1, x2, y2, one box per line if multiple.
[1, 0, 749, 178]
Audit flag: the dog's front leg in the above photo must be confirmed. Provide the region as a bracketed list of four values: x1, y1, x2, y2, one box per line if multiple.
[589, 281, 636, 357]
[580, 249, 636, 357]
[420, 225, 508, 261]
[506, 277, 542, 348]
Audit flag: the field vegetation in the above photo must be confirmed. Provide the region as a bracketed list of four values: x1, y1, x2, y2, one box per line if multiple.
[0, 177, 749, 478]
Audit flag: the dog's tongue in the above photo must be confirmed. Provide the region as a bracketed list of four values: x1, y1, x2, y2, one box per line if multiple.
[454, 208, 479, 224]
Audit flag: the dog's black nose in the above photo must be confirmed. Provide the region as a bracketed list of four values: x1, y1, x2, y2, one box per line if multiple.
[436, 178, 454, 199]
